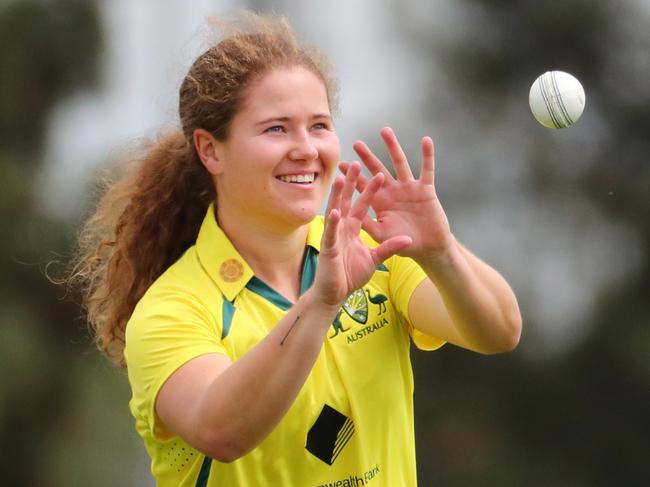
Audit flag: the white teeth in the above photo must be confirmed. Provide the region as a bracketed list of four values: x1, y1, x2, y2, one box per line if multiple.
[278, 173, 315, 183]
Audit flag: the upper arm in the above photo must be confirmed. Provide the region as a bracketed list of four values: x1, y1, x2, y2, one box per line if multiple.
[408, 278, 466, 349]
[386, 254, 447, 350]
[125, 285, 228, 446]
[156, 353, 232, 450]
[407, 243, 521, 353]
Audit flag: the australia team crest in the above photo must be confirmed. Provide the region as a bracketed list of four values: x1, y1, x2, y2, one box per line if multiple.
[342, 288, 368, 324]
[329, 288, 388, 340]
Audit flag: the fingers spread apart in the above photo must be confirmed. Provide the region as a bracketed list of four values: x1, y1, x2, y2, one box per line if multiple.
[371, 235, 412, 265]
[352, 129, 436, 187]
[420, 136, 435, 186]
[380, 127, 414, 181]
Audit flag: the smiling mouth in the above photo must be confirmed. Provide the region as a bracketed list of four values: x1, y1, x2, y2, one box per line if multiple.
[277, 173, 316, 184]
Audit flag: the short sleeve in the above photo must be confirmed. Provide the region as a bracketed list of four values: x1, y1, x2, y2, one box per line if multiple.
[386, 255, 446, 351]
[125, 286, 226, 440]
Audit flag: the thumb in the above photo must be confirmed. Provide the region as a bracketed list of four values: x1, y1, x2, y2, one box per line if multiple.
[371, 236, 412, 265]
[361, 215, 382, 241]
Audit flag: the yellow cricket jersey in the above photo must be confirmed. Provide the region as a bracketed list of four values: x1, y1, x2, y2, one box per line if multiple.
[125, 204, 445, 487]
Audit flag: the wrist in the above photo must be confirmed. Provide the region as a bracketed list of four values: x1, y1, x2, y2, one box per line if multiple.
[415, 234, 464, 276]
[301, 288, 342, 319]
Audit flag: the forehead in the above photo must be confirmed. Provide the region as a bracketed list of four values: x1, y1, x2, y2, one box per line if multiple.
[238, 67, 330, 116]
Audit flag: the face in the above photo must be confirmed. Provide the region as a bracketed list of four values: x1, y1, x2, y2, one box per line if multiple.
[211, 67, 340, 232]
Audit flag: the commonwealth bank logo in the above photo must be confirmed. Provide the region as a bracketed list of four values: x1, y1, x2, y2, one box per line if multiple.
[306, 404, 354, 465]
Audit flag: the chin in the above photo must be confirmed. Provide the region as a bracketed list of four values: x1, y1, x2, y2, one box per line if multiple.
[280, 205, 320, 228]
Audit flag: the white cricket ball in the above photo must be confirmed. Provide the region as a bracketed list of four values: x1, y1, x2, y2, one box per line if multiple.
[529, 71, 585, 128]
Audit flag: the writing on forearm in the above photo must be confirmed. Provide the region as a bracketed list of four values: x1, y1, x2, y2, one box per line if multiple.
[279, 315, 301, 346]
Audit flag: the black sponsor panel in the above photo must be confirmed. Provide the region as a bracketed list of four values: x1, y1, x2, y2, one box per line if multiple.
[306, 404, 354, 465]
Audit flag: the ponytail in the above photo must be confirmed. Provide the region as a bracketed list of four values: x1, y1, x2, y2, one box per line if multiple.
[69, 132, 215, 366]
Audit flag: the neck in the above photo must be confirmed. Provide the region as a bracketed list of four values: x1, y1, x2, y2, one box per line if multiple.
[215, 205, 310, 302]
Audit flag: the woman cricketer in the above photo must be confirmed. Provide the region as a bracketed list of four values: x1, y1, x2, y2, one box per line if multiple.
[70, 12, 521, 487]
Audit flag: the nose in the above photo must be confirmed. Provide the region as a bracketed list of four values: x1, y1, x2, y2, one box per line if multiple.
[288, 130, 318, 162]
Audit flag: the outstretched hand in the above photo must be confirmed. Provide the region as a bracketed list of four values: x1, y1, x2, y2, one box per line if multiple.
[313, 161, 412, 307]
[340, 127, 453, 263]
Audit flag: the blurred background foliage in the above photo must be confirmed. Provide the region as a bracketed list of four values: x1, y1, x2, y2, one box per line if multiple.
[1, 0, 648, 485]
[1, 1, 147, 486]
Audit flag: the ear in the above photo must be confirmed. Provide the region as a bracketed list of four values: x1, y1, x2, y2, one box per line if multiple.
[193, 128, 224, 175]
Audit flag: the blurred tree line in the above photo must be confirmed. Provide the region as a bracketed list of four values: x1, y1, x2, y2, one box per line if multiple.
[1, 0, 648, 485]
[1, 1, 146, 485]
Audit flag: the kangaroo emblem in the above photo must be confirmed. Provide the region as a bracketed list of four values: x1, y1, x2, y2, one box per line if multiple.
[366, 289, 387, 314]
[329, 309, 349, 338]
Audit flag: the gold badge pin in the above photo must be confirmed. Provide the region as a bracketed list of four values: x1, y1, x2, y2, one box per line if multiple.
[219, 259, 244, 283]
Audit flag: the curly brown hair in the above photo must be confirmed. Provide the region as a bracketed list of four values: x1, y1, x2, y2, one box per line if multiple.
[68, 12, 338, 366]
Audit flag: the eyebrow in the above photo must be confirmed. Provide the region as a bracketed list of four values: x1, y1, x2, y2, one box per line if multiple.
[255, 114, 332, 126]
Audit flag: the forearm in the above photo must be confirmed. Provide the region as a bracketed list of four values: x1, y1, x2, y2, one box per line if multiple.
[193, 289, 339, 461]
[417, 236, 522, 354]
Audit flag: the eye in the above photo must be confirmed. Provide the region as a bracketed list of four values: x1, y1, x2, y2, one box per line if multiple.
[312, 122, 329, 131]
[265, 125, 285, 133]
